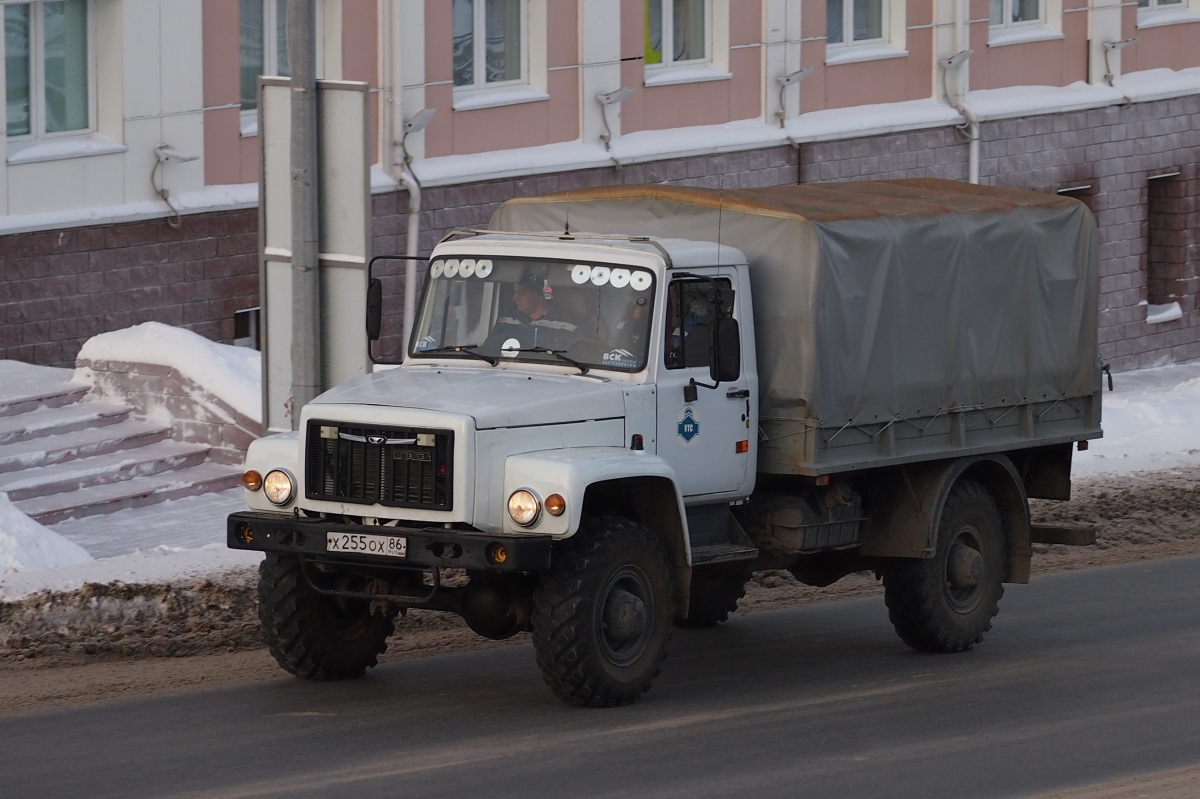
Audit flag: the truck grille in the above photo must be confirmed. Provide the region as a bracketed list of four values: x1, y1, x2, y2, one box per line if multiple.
[305, 420, 453, 510]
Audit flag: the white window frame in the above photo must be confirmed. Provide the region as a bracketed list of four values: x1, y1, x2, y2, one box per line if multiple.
[643, 0, 731, 88]
[1137, 0, 1200, 28]
[2, 0, 96, 143]
[452, 0, 550, 111]
[824, 0, 906, 66]
[645, 0, 711, 70]
[987, 0, 1064, 47]
[239, 0, 325, 137]
[453, 0, 526, 92]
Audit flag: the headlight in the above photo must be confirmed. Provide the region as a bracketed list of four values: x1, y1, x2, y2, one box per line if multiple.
[263, 469, 295, 506]
[507, 489, 541, 527]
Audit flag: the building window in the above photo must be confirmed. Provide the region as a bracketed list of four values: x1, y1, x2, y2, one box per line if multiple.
[1137, 0, 1183, 11]
[4, 0, 90, 139]
[989, 0, 1042, 28]
[1145, 170, 1188, 318]
[646, 0, 708, 67]
[827, 0, 885, 45]
[453, 0, 524, 89]
[240, 0, 289, 112]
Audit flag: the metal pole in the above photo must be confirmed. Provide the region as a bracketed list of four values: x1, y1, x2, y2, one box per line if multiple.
[289, 0, 321, 426]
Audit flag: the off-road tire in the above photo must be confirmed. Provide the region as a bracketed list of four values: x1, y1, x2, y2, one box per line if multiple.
[532, 516, 676, 707]
[678, 564, 752, 628]
[883, 479, 1005, 653]
[258, 553, 397, 680]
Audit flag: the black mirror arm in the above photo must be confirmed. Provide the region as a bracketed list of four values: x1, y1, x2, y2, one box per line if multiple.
[683, 376, 719, 402]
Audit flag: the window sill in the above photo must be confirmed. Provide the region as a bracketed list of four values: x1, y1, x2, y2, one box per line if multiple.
[7, 133, 127, 166]
[1137, 8, 1200, 28]
[988, 24, 1065, 46]
[452, 85, 550, 112]
[825, 43, 908, 66]
[643, 64, 733, 88]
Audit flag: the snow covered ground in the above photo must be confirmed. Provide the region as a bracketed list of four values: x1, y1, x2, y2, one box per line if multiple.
[4, 339, 1200, 600]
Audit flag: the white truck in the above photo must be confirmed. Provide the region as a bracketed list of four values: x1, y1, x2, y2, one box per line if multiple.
[228, 178, 1102, 707]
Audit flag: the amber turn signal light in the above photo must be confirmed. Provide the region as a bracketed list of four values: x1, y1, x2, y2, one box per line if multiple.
[735, 440, 749, 453]
[242, 470, 263, 491]
[545, 494, 566, 516]
[488, 543, 508, 565]
[236, 523, 254, 544]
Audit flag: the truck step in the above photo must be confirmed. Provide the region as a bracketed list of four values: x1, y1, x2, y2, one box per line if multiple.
[0, 401, 132, 445]
[0, 362, 88, 418]
[15, 462, 244, 525]
[0, 440, 212, 501]
[0, 419, 171, 474]
[691, 543, 759, 566]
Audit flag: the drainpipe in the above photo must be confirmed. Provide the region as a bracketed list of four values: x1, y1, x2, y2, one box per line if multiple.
[388, 0, 431, 359]
[941, 0, 979, 184]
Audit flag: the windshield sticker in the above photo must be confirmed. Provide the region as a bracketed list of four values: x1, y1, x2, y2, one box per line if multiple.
[590, 266, 611, 286]
[609, 268, 631, 288]
[677, 407, 700, 445]
[630, 271, 653, 291]
[476, 259, 493, 278]
[602, 348, 638, 369]
[571, 264, 592, 284]
[430, 260, 444, 278]
[417, 335, 437, 351]
[459, 259, 476, 278]
[501, 338, 521, 357]
[443, 259, 460, 278]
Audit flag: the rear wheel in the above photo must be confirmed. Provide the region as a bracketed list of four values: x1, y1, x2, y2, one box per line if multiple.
[258, 553, 397, 680]
[883, 479, 1005, 653]
[532, 516, 675, 707]
[678, 564, 752, 628]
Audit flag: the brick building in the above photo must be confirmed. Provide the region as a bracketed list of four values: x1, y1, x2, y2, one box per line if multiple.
[0, 0, 1197, 371]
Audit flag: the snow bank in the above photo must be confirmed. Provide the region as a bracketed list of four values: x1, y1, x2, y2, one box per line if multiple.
[1074, 361, 1200, 478]
[77, 321, 261, 423]
[0, 494, 93, 574]
[0, 544, 260, 601]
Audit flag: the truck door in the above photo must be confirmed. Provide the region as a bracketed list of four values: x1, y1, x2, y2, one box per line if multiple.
[656, 271, 752, 498]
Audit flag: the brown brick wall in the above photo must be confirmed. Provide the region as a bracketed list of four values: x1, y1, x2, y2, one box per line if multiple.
[0, 209, 259, 368]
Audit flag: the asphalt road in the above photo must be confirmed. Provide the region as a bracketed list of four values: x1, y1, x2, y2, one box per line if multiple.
[3, 556, 1199, 799]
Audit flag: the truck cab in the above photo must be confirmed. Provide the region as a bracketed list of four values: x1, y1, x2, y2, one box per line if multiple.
[230, 232, 764, 706]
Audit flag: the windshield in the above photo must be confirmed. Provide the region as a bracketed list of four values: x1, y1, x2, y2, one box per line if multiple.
[410, 257, 656, 372]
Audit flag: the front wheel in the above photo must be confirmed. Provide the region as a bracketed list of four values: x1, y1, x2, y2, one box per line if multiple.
[883, 478, 1006, 653]
[532, 516, 676, 707]
[258, 553, 397, 680]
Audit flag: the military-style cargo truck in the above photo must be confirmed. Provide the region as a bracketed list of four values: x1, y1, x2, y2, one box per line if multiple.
[229, 179, 1101, 706]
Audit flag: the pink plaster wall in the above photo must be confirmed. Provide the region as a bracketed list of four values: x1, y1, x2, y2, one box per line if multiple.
[423, 0, 577, 157]
[971, 0, 1086, 90]
[1122, 7, 1200, 74]
[202, 0, 253, 185]
[619, 0, 763, 133]
[343, 2, 380, 162]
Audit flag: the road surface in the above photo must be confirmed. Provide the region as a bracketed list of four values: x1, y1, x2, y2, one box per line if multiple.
[2, 555, 1199, 798]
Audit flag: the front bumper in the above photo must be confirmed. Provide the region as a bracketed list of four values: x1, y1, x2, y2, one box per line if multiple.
[227, 511, 553, 571]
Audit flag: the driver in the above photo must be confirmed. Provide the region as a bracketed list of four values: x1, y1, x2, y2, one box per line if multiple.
[486, 268, 578, 351]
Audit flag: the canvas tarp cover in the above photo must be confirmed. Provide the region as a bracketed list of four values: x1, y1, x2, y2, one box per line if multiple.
[490, 179, 1099, 427]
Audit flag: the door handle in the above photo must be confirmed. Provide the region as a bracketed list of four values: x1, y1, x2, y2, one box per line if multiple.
[726, 389, 749, 399]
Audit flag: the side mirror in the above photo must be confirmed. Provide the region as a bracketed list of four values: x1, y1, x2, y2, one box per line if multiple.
[709, 317, 740, 383]
[366, 278, 383, 341]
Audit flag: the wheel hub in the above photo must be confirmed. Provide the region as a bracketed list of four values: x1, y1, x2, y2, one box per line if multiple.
[604, 588, 647, 643]
[948, 542, 984, 589]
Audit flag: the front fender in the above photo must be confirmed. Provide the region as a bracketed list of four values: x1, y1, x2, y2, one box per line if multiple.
[503, 447, 683, 540]
[242, 431, 300, 512]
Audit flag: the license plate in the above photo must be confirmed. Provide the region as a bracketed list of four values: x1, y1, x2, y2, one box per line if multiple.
[326, 532, 407, 558]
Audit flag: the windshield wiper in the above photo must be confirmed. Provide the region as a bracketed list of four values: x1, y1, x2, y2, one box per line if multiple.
[511, 347, 589, 375]
[417, 344, 497, 366]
